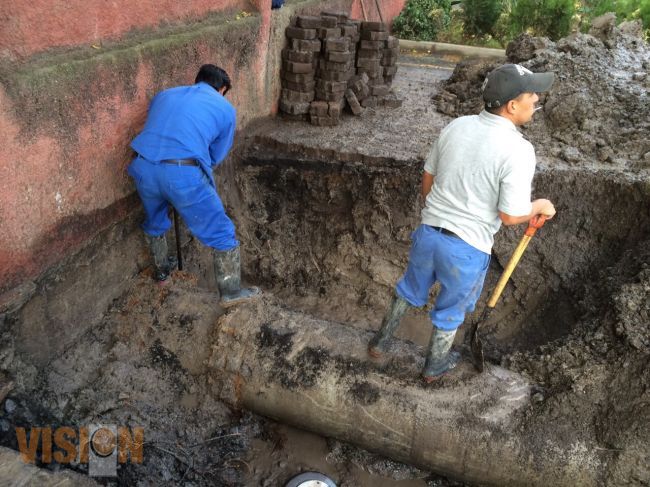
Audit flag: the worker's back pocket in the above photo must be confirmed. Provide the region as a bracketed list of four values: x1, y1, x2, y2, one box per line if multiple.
[165, 166, 206, 190]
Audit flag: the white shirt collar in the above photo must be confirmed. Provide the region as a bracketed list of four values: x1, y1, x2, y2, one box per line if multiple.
[478, 110, 520, 134]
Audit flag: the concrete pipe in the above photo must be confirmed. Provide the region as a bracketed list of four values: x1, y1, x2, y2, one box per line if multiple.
[207, 298, 602, 486]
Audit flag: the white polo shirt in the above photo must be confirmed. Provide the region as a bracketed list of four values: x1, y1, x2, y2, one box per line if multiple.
[422, 110, 535, 254]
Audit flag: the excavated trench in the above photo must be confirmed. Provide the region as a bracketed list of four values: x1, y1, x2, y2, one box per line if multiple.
[1, 24, 649, 486]
[236, 156, 649, 359]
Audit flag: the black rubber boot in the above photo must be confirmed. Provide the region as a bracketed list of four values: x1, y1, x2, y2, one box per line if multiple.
[368, 295, 410, 358]
[145, 234, 176, 283]
[422, 327, 461, 382]
[213, 246, 261, 308]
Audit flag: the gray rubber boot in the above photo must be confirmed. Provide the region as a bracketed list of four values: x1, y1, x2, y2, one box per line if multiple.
[144, 234, 176, 283]
[368, 295, 410, 358]
[213, 246, 261, 308]
[422, 327, 461, 382]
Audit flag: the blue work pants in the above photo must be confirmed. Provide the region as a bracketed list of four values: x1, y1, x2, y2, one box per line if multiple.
[396, 224, 490, 331]
[127, 156, 238, 251]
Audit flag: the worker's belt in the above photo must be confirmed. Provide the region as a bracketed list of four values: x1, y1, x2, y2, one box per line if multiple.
[161, 158, 200, 166]
[428, 225, 460, 239]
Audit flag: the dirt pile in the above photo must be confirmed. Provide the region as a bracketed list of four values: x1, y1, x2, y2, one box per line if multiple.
[434, 17, 650, 171]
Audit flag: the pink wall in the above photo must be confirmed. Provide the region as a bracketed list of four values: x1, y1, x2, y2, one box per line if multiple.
[0, 0, 406, 294]
[0, 0, 247, 61]
[351, 0, 406, 28]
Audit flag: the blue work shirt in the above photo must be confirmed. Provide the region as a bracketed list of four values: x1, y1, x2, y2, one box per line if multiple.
[131, 82, 236, 187]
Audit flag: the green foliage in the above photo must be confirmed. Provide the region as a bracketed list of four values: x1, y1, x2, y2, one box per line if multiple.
[587, 0, 646, 21]
[577, 0, 649, 33]
[392, 0, 454, 40]
[491, 11, 514, 44]
[641, 0, 650, 24]
[462, 0, 504, 36]
[396, 0, 649, 48]
[510, 0, 576, 39]
[641, 0, 650, 25]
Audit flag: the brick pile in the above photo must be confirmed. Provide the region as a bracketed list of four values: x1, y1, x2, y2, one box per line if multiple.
[280, 16, 321, 121]
[279, 12, 402, 125]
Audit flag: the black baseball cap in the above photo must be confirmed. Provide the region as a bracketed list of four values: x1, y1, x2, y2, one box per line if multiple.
[482, 64, 555, 108]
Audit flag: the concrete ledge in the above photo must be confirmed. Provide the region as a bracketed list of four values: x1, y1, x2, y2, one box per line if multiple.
[399, 39, 505, 59]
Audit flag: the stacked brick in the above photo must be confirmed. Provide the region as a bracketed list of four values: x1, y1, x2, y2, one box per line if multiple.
[351, 21, 401, 109]
[311, 11, 350, 126]
[280, 16, 321, 120]
[280, 12, 401, 125]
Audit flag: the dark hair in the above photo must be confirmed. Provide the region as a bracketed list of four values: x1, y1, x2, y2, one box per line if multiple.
[195, 64, 231, 95]
[485, 91, 528, 114]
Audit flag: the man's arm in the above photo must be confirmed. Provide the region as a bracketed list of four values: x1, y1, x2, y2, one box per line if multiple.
[209, 118, 235, 166]
[499, 198, 556, 226]
[421, 171, 434, 199]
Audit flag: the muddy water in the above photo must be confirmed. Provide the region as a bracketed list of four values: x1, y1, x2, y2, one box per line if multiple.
[247, 423, 431, 487]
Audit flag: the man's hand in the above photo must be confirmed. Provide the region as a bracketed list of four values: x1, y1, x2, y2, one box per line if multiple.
[533, 198, 556, 219]
[499, 198, 556, 226]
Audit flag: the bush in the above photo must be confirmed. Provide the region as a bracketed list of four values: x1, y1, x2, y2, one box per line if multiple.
[510, 0, 576, 39]
[641, 0, 650, 25]
[491, 11, 515, 45]
[591, 0, 648, 22]
[392, 0, 454, 40]
[463, 0, 504, 36]
[577, 0, 650, 34]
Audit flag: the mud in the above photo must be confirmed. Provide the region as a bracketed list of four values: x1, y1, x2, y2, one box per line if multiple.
[0, 24, 649, 486]
[0, 273, 456, 485]
[434, 22, 650, 171]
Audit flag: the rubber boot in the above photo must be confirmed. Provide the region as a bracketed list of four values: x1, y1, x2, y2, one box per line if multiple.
[368, 295, 410, 358]
[422, 327, 461, 382]
[145, 234, 176, 283]
[213, 246, 261, 308]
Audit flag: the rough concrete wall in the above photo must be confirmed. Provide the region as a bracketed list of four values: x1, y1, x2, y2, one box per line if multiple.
[0, 0, 248, 61]
[0, 0, 405, 296]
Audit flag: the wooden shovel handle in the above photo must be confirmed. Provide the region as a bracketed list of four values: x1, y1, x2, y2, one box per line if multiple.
[486, 215, 548, 308]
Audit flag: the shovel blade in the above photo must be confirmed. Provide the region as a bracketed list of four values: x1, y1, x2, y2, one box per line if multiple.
[469, 312, 487, 373]
[470, 328, 485, 372]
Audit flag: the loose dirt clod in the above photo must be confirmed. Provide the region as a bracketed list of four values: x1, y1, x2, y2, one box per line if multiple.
[435, 20, 650, 171]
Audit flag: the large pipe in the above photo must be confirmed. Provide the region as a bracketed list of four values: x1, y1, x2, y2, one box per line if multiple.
[208, 298, 602, 486]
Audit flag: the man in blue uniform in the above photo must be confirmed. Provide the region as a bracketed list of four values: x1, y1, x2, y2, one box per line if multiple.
[128, 64, 260, 307]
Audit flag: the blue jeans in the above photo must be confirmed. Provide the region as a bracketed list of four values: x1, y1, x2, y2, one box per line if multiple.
[127, 156, 238, 251]
[396, 224, 490, 331]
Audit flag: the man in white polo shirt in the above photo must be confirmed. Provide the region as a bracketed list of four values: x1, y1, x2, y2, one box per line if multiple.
[368, 64, 557, 382]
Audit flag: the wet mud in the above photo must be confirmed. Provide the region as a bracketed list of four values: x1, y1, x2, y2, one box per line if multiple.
[1, 19, 649, 486]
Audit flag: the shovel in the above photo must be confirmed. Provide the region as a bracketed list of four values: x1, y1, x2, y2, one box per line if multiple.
[173, 208, 183, 271]
[470, 215, 548, 372]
